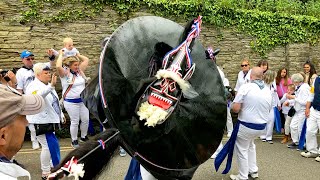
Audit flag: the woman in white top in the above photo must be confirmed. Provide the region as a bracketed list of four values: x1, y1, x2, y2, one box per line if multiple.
[260, 70, 280, 144]
[234, 58, 251, 92]
[26, 63, 64, 179]
[56, 51, 90, 149]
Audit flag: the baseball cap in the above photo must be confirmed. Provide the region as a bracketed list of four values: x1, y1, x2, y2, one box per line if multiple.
[20, 50, 34, 59]
[0, 85, 45, 128]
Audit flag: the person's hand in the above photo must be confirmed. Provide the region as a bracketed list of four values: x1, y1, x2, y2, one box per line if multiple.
[6, 70, 16, 84]
[278, 106, 281, 111]
[58, 49, 64, 56]
[305, 108, 310, 118]
[286, 94, 294, 99]
[51, 73, 57, 87]
[284, 101, 289, 106]
[47, 49, 54, 56]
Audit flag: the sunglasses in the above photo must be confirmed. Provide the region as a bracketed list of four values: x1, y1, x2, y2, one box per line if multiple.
[241, 64, 249, 67]
[26, 57, 34, 61]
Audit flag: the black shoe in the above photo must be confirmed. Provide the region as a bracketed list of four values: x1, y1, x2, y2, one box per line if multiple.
[79, 136, 89, 143]
[71, 140, 80, 149]
[287, 142, 298, 149]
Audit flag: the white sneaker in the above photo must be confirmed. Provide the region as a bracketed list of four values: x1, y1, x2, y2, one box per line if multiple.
[249, 172, 259, 178]
[230, 174, 248, 180]
[230, 174, 240, 180]
[301, 151, 318, 158]
[32, 141, 40, 150]
[315, 156, 320, 162]
[227, 133, 232, 138]
[119, 147, 126, 157]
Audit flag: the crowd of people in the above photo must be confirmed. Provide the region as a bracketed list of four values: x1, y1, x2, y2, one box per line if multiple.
[0, 37, 110, 179]
[214, 58, 320, 180]
[0, 39, 319, 180]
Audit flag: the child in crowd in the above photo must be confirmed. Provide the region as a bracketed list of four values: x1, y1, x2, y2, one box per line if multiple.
[52, 37, 90, 84]
[280, 84, 295, 144]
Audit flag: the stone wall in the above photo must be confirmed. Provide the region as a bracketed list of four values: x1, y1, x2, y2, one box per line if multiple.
[1, 0, 320, 90]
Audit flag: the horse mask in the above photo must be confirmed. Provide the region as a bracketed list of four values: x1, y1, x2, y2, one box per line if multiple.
[53, 16, 227, 180]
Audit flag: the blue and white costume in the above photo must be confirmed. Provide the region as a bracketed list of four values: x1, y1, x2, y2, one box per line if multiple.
[215, 82, 272, 180]
[26, 78, 62, 176]
[305, 77, 320, 156]
[61, 70, 89, 144]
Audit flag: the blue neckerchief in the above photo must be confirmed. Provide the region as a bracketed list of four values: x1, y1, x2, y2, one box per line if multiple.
[251, 79, 265, 89]
[214, 120, 266, 174]
[0, 156, 11, 163]
[296, 84, 302, 91]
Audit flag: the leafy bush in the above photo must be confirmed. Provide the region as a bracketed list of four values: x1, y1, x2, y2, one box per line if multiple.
[19, 0, 320, 56]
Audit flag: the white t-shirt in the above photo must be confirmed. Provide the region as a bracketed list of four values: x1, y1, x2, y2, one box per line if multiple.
[25, 78, 61, 124]
[234, 69, 252, 91]
[265, 81, 280, 107]
[16, 62, 50, 93]
[61, 72, 86, 99]
[280, 93, 295, 115]
[233, 82, 272, 124]
[62, 47, 79, 58]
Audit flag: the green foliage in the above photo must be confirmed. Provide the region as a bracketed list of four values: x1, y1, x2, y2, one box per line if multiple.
[19, 0, 320, 56]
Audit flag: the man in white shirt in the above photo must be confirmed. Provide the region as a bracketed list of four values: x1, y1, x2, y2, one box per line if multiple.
[215, 67, 272, 180]
[15, 50, 54, 150]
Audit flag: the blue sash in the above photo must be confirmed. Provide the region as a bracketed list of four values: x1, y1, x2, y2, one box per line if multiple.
[46, 132, 61, 167]
[274, 107, 282, 133]
[298, 119, 307, 150]
[214, 120, 266, 174]
[124, 158, 142, 180]
[64, 98, 82, 103]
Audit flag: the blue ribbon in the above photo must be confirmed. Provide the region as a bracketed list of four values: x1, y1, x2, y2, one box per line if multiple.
[46, 132, 61, 167]
[214, 120, 266, 174]
[64, 98, 82, 103]
[274, 107, 282, 133]
[124, 158, 142, 180]
[298, 119, 307, 150]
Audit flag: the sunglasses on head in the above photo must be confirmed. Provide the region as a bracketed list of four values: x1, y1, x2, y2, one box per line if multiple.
[241, 64, 248, 67]
[26, 57, 34, 61]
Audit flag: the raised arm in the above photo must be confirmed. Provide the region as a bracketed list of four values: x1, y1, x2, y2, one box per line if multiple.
[56, 50, 66, 77]
[77, 53, 89, 72]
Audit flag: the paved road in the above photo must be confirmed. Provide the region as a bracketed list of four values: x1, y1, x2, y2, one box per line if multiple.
[15, 135, 320, 180]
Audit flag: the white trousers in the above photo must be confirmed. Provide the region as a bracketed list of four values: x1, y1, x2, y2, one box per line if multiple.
[284, 114, 293, 135]
[235, 125, 264, 180]
[36, 134, 53, 174]
[28, 124, 37, 142]
[260, 108, 274, 141]
[290, 111, 306, 144]
[226, 107, 233, 135]
[64, 101, 89, 141]
[306, 107, 320, 154]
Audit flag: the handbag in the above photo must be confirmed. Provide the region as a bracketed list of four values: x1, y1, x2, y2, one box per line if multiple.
[288, 107, 296, 117]
[35, 123, 55, 136]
